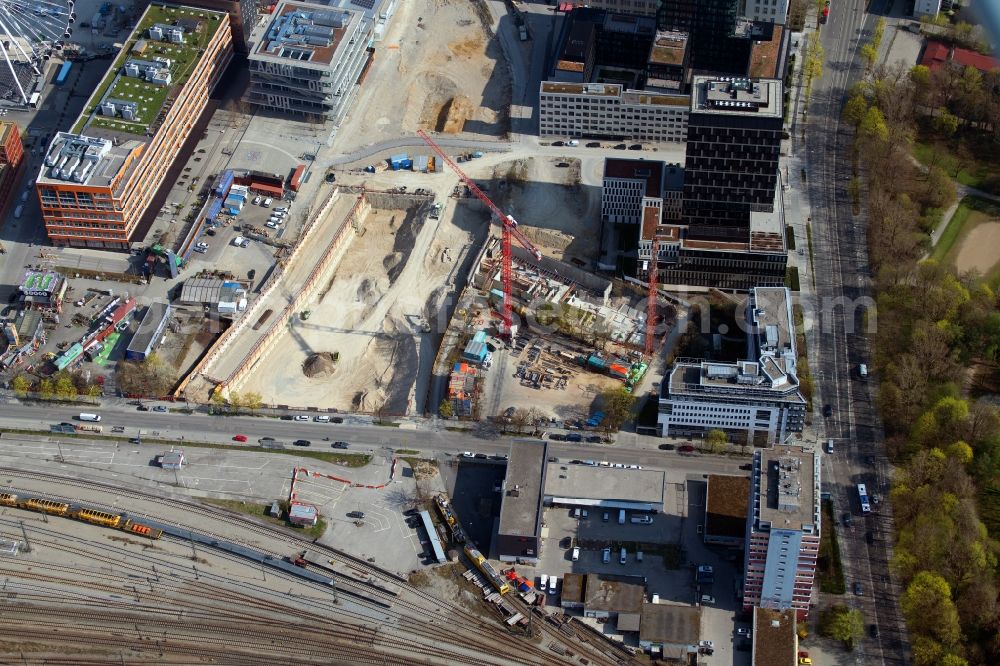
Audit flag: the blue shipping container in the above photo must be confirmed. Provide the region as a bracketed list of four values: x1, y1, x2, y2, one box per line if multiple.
[54, 62, 72, 85]
[389, 153, 408, 164]
[473, 331, 487, 344]
[588, 355, 606, 369]
[215, 170, 234, 197]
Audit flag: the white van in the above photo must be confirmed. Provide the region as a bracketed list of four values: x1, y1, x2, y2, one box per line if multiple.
[858, 363, 868, 379]
[314, 415, 331, 423]
[78, 413, 101, 422]
[825, 439, 834, 454]
[619, 548, 627, 564]
[13, 204, 23, 219]
[618, 509, 626, 525]
[263, 197, 273, 207]
[571, 547, 580, 562]
[602, 547, 611, 564]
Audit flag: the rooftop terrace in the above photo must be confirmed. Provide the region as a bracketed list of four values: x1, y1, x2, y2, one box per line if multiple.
[249, 0, 361, 70]
[73, 4, 228, 139]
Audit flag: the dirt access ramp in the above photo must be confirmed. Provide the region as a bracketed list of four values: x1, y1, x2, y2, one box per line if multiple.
[334, 0, 511, 152]
[234, 192, 491, 414]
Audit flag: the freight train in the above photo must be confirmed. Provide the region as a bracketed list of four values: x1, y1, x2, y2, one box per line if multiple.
[434, 493, 466, 543]
[465, 544, 510, 595]
[0, 492, 164, 539]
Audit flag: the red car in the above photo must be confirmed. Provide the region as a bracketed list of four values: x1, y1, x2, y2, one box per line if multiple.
[233, 434, 248, 442]
[678, 445, 696, 453]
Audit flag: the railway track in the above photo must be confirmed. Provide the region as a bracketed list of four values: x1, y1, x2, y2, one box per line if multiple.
[0, 468, 623, 665]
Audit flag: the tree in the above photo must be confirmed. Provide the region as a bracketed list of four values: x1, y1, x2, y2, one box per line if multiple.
[438, 399, 454, 419]
[86, 384, 103, 397]
[932, 108, 960, 137]
[243, 392, 263, 412]
[705, 429, 728, 454]
[804, 37, 824, 91]
[872, 17, 886, 49]
[10, 375, 30, 397]
[819, 604, 865, 649]
[37, 379, 54, 400]
[843, 93, 868, 127]
[509, 408, 532, 434]
[901, 571, 963, 648]
[600, 388, 636, 432]
[229, 392, 244, 412]
[946, 440, 974, 465]
[54, 372, 77, 400]
[860, 106, 890, 143]
[861, 43, 878, 70]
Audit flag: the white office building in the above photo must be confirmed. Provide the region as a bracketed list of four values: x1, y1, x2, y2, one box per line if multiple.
[538, 81, 689, 142]
[658, 287, 805, 445]
[740, 0, 790, 24]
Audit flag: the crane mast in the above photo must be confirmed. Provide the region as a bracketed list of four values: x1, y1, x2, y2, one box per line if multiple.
[417, 130, 542, 338]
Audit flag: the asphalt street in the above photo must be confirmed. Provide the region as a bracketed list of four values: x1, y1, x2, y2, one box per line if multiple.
[808, 0, 909, 662]
[0, 400, 747, 477]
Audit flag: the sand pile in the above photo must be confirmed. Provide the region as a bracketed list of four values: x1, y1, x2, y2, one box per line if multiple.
[303, 352, 338, 378]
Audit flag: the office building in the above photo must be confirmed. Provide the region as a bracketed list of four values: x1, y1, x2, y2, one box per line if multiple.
[0, 120, 24, 216]
[495, 440, 548, 564]
[245, 0, 374, 122]
[539, 9, 690, 141]
[582, 0, 661, 17]
[743, 445, 820, 620]
[683, 76, 783, 233]
[740, 0, 790, 24]
[37, 4, 234, 248]
[658, 287, 805, 444]
[913, 0, 942, 17]
[657, 0, 750, 74]
[539, 82, 688, 141]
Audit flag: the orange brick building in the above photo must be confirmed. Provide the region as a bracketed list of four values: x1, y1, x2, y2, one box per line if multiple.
[0, 121, 25, 217]
[36, 4, 234, 249]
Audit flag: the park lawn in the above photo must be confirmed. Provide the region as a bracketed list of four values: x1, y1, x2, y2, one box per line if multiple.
[913, 129, 1000, 194]
[932, 197, 1000, 283]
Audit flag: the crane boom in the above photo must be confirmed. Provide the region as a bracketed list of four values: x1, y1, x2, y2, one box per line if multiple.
[417, 129, 542, 337]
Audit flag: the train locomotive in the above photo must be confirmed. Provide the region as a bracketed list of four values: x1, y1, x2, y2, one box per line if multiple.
[0, 492, 163, 539]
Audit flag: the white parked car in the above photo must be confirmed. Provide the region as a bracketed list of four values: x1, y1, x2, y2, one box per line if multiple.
[193, 245, 208, 254]
[252, 196, 261, 205]
[540, 574, 548, 590]
[274, 206, 288, 213]
[263, 197, 273, 207]
[266, 221, 279, 229]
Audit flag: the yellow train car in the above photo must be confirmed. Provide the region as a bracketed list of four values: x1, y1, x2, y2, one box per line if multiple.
[0, 492, 18, 506]
[75, 508, 122, 528]
[24, 498, 70, 515]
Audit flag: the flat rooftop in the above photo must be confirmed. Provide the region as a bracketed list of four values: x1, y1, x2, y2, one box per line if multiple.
[705, 474, 751, 539]
[603, 158, 664, 198]
[648, 30, 688, 67]
[544, 463, 664, 506]
[541, 81, 620, 96]
[639, 602, 700, 645]
[666, 361, 804, 402]
[690, 75, 782, 118]
[128, 302, 171, 354]
[753, 608, 797, 664]
[749, 25, 783, 79]
[750, 286, 794, 362]
[756, 446, 819, 533]
[249, 1, 362, 70]
[584, 574, 645, 613]
[74, 4, 229, 138]
[497, 440, 547, 538]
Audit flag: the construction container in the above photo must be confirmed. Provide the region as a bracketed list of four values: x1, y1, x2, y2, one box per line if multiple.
[289, 164, 305, 191]
[429, 156, 437, 173]
[414, 155, 429, 172]
[389, 153, 408, 168]
[608, 363, 629, 378]
[587, 354, 606, 369]
[473, 330, 488, 344]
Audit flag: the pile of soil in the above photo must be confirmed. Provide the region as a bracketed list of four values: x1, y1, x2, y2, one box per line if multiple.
[303, 352, 338, 378]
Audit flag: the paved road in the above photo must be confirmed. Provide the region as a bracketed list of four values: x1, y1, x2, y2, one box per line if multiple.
[808, 0, 909, 662]
[0, 400, 746, 476]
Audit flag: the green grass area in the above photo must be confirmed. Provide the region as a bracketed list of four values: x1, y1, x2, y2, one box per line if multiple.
[395, 449, 420, 455]
[786, 266, 801, 291]
[0, 427, 372, 467]
[785, 225, 796, 250]
[913, 133, 1000, 193]
[931, 197, 1000, 284]
[74, 3, 223, 136]
[819, 499, 846, 594]
[202, 498, 327, 539]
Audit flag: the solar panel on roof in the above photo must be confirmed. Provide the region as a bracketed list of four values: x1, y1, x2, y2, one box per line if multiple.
[351, 0, 375, 9]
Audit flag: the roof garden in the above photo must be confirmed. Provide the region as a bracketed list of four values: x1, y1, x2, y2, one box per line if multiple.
[72, 3, 227, 138]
